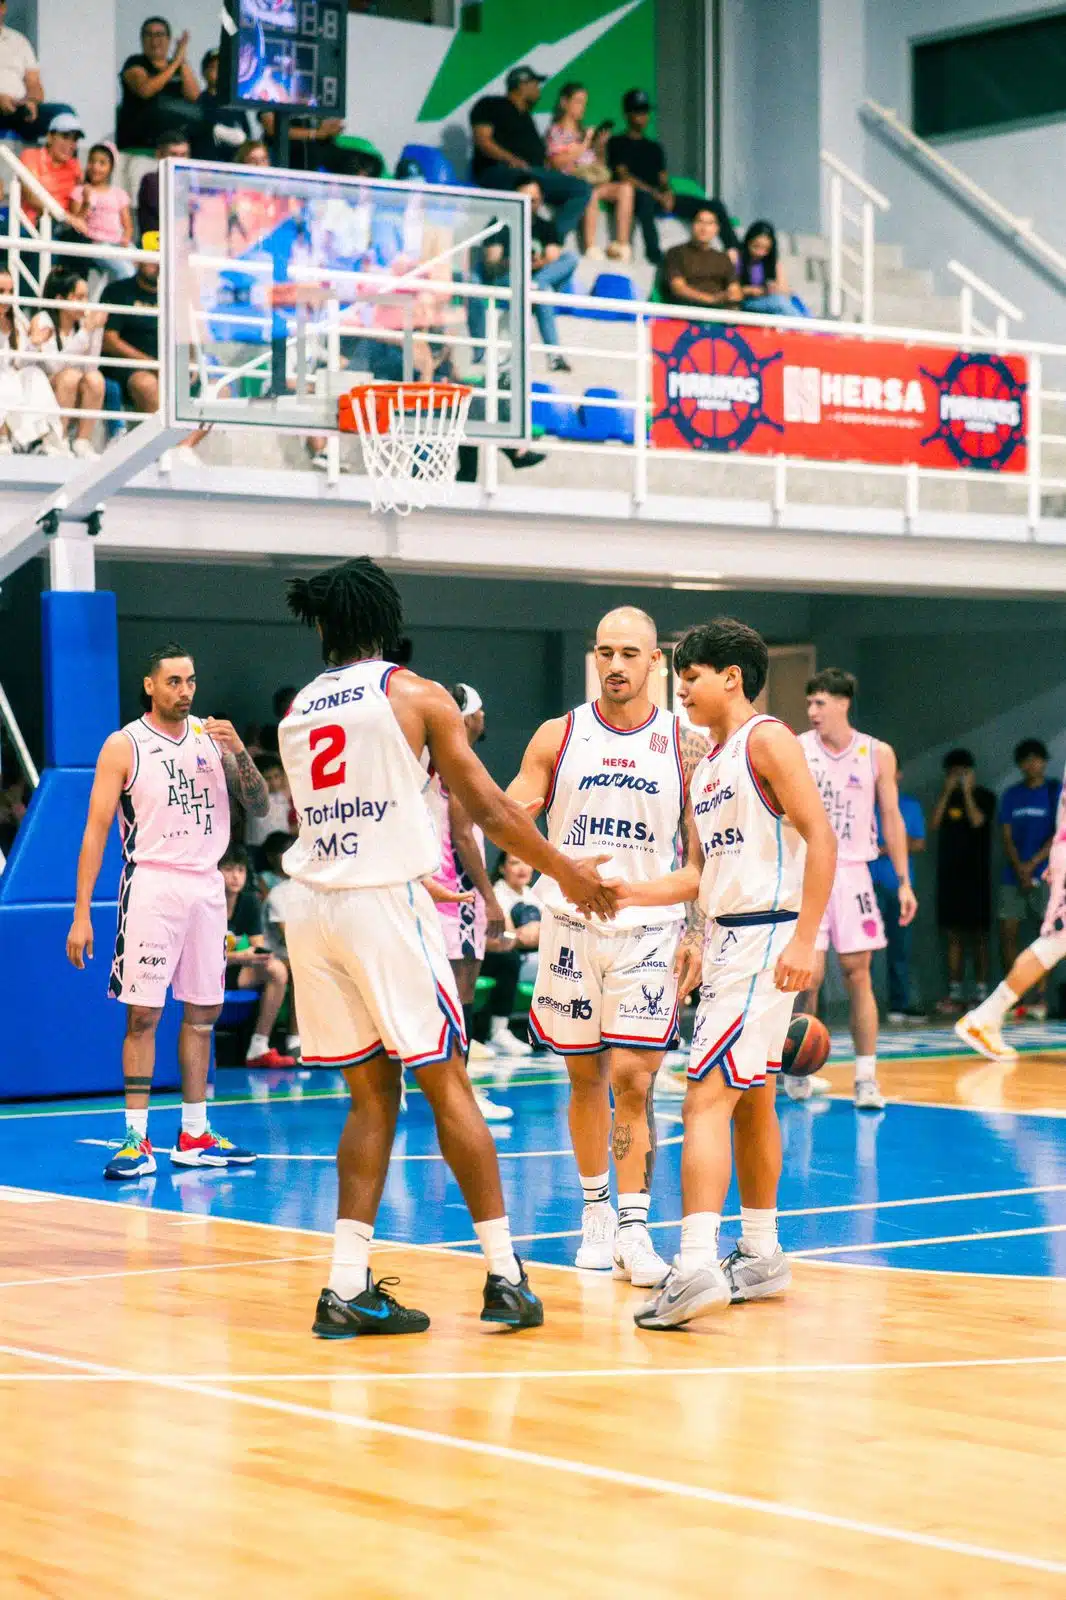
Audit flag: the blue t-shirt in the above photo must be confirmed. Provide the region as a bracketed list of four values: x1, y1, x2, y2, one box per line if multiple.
[998, 780, 1059, 884]
[870, 793, 925, 891]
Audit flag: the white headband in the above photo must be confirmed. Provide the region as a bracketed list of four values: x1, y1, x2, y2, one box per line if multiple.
[457, 683, 483, 716]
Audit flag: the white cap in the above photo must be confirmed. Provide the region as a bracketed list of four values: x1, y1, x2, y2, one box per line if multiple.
[456, 683, 483, 716]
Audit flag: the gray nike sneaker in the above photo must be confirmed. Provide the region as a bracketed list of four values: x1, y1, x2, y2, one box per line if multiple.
[721, 1243, 791, 1303]
[854, 1077, 886, 1111]
[633, 1261, 730, 1329]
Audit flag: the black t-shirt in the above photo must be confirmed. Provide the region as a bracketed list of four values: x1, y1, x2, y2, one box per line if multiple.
[532, 213, 560, 255]
[228, 890, 264, 941]
[607, 132, 666, 188]
[937, 786, 995, 878]
[100, 273, 158, 376]
[470, 95, 544, 176]
[116, 53, 193, 150]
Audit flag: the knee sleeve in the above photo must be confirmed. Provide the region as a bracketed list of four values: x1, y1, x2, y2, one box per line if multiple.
[1028, 929, 1066, 971]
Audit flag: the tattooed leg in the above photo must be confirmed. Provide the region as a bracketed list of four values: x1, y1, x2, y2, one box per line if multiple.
[609, 1046, 659, 1195]
[122, 1006, 162, 1108]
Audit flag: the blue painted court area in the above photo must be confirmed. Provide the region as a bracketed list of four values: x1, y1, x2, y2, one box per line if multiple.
[2, 1065, 1065, 1280]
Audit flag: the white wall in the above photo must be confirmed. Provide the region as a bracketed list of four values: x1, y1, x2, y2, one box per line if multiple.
[719, 0, 821, 231]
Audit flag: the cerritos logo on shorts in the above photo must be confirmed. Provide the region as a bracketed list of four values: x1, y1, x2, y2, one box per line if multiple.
[550, 946, 581, 982]
[563, 814, 656, 848]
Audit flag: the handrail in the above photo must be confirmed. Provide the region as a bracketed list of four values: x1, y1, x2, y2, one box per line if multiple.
[945, 261, 1023, 323]
[0, 144, 71, 226]
[861, 99, 1066, 289]
[820, 150, 890, 323]
[819, 150, 890, 212]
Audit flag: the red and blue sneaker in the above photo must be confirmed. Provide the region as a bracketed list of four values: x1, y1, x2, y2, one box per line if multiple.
[170, 1127, 257, 1168]
[104, 1129, 157, 1181]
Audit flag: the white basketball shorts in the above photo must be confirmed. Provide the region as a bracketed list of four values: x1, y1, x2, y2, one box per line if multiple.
[688, 916, 797, 1090]
[529, 909, 682, 1056]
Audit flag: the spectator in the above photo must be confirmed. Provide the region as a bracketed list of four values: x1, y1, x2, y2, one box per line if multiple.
[0, 0, 69, 144]
[998, 738, 1059, 1019]
[738, 220, 802, 317]
[0, 256, 64, 454]
[20, 112, 84, 223]
[546, 82, 633, 260]
[257, 830, 294, 897]
[69, 143, 135, 284]
[932, 747, 995, 1013]
[473, 179, 578, 374]
[234, 138, 270, 168]
[470, 65, 590, 247]
[28, 265, 106, 459]
[116, 16, 198, 173]
[259, 110, 346, 172]
[190, 48, 252, 163]
[870, 767, 926, 1023]
[662, 204, 742, 308]
[476, 853, 539, 1061]
[221, 844, 297, 1067]
[607, 89, 738, 266]
[135, 128, 189, 239]
[245, 753, 294, 860]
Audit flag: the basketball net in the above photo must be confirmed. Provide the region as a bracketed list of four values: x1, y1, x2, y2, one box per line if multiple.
[338, 381, 472, 516]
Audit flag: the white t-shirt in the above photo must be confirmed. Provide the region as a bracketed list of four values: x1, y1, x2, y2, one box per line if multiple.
[264, 878, 298, 955]
[245, 788, 293, 848]
[0, 27, 38, 101]
[494, 880, 542, 936]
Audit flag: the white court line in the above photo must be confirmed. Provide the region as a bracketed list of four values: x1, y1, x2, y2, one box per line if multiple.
[0, 1354, 1064, 1385]
[0, 1252, 328, 1290]
[0, 1341, 1062, 1577]
[793, 1223, 1066, 1258]
[76, 1137, 684, 1163]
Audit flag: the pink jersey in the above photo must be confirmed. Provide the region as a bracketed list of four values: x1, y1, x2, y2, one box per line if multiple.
[799, 728, 879, 863]
[119, 715, 230, 872]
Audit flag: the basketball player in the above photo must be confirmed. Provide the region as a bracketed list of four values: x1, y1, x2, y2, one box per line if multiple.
[277, 557, 617, 1337]
[507, 607, 707, 1288]
[957, 768, 1066, 1060]
[787, 669, 917, 1110]
[602, 618, 837, 1329]
[66, 644, 270, 1179]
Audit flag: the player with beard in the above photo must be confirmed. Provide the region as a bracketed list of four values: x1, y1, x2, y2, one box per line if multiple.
[508, 607, 707, 1287]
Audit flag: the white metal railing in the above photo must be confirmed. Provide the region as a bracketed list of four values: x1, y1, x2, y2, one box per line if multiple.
[820, 150, 890, 324]
[947, 260, 1023, 345]
[861, 99, 1066, 293]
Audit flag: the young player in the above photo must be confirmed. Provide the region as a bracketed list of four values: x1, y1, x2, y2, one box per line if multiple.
[508, 606, 707, 1288]
[277, 557, 618, 1338]
[789, 669, 917, 1109]
[602, 617, 836, 1329]
[66, 644, 271, 1178]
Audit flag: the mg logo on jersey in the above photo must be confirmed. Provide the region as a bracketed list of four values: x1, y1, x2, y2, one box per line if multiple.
[649, 732, 669, 754]
[564, 814, 588, 847]
[550, 946, 581, 982]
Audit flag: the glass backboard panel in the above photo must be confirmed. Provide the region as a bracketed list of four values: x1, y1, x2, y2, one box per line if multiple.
[162, 159, 529, 439]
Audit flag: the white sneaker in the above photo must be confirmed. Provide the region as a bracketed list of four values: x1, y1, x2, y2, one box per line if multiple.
[490, 1025, 533, 1057]
[41, 436, 71, 456]
[1027, 1003, 1048, 1022]
[854, 1077, 886, 1111]
[575, 1201, 617, 1270]
[721, 1243, 791, 1302]
[655, 1059, 688, 1096]
[955, 1010, 1018, 1062]
[0, 437, 11, 454]
[71, 438, 100, 460]
[473, 1087, 513, 1122]
[782, 1072, 813, 1101]
[612, 1224, 670, 1288]
[468, 1039, 496, 1062]
[172, 444, 200, 468]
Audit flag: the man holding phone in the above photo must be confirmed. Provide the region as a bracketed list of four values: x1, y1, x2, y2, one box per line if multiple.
[931, 748, 994, 1013]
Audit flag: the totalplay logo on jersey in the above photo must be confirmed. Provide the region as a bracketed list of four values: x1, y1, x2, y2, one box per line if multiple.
[550, 946, 581, 982]
[301, 797, 391, 827]
[563, 814, 656, 848]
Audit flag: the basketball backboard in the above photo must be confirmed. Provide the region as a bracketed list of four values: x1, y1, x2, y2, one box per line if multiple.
[161, 158, 530, 440]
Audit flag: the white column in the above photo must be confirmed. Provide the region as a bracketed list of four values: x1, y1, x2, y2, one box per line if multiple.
[37, 0, 116, 146]
[48, 529, 96, 592]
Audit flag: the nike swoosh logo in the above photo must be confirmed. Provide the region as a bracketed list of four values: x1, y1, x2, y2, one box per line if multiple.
[357, 1302, 392, 1319]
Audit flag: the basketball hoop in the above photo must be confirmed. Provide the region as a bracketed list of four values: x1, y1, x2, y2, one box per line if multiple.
[338, 381, 472, 515]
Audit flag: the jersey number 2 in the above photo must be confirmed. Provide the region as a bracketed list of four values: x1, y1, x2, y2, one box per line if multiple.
[309, 725, 346, 790]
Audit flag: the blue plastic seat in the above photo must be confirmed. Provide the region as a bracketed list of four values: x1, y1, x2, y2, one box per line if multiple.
[569, 271, 638, 323]
[218, 989, 259, 1029]
[531, 380, 581, 438]
[397, 143, 458, 186]
[580, 386, 633, 444]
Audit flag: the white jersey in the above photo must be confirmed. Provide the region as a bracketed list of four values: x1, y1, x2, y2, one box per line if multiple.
[799, 728, 879, 863]
[693, 715, 805, 919]
[536, 700, 686, 931]
[118, 715, 229, 873]
[278, 660, 440, 890]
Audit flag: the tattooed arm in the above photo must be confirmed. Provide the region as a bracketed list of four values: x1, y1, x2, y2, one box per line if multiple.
[202, 718, 271, 818]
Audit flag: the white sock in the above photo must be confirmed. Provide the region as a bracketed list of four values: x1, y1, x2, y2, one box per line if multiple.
[286, 1035, 300, 1053]
[126, 1107, 149, 1140]
[580, 1171, 611, 1207]
[976, 981, 1016, 1023]
[474, 1216, 521, 1284]
[855, 1054, 877, 1083]
[679, 1211, 720, 1274]
[490, 1017, 511, 1038]
[740, 1207, 778, 1258]
[617, 1191, 650, 1231]
[247, 1033, 270, 1061]
[328, 1218, 373, 1301]
[181, 1101, 207, 1137]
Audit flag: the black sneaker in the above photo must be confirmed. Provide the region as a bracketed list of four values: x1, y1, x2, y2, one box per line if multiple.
[312, 1277, 430, 1338]
[480, 1256, 544, 1329]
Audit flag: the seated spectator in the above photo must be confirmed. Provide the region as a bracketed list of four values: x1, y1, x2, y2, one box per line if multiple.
[470, 65, 590, 248]
[263, 848, 297, 961]
[738, 220, 803, 317]
[871, 768, 926, 1022]
[221, 844, 297, 1067]
[116, 17, 198, 168]
[69, 143, 135, 284]
[473, 179, 578, 374]
[662, 205, 742, 309]
[0, 255, 64, 454]
[932, 748, 994, 1014]
[245, 754, 294, 861]
[20, 113, 84, 224]
[135, 128, 189, 238]
[0, 0, 70, 144]
[475, 853, 538, 1061]
[493, 852, 542, 948]
[28, 264, 106, 459]
[257, 830, 294, 897]
[235, 138, 270, 168]
[546, 83, 633, 261]
[998, 738, 1060, 1019]
[190, 48, 252, 163]
[607, 89, 738, 266]
[259, 111, 346, 173]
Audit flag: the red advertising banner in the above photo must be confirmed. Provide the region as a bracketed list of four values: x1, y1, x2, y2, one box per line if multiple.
[650, 321, 1029, 473]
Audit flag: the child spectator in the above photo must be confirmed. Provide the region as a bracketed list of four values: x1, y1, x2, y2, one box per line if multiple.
[245, 754, 294, 861]
[222, 844, 297, 1066]
[70, 144, 134, 283]
[257, 830, 295, 897]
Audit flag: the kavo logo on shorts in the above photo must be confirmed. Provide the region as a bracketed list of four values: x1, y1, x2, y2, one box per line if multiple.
[550, 946, 581, 982]
[138, 954, 167, 967]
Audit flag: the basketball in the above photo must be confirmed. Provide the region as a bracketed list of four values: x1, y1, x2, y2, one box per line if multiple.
[781, 1013, 831, 1077]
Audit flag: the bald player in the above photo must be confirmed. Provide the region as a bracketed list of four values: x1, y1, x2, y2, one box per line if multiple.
[509, 607, 707, 1287]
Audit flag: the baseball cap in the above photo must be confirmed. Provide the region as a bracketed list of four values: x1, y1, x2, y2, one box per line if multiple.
[622, 89, 652, 114]
[48, 112, 83, 137]
[506, 64, 547, 92]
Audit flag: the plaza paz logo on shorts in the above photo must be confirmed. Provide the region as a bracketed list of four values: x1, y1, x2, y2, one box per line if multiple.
[563, 814, 656, 849]
[536, 994, 593, 1020]
[619, 984, 668, 1020]
[550, 946, 581, 982]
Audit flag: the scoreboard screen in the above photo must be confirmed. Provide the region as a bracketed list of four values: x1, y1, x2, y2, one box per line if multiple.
[222, 0, 347, 115]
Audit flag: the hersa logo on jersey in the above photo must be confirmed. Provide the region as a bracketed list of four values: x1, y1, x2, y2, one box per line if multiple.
[649, 732, 669, 754]
[564, 814, 656, 848]
[704, 826, 745, 850]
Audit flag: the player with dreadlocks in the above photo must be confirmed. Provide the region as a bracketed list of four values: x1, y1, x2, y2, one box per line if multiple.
[278, 557, 619, 1338]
